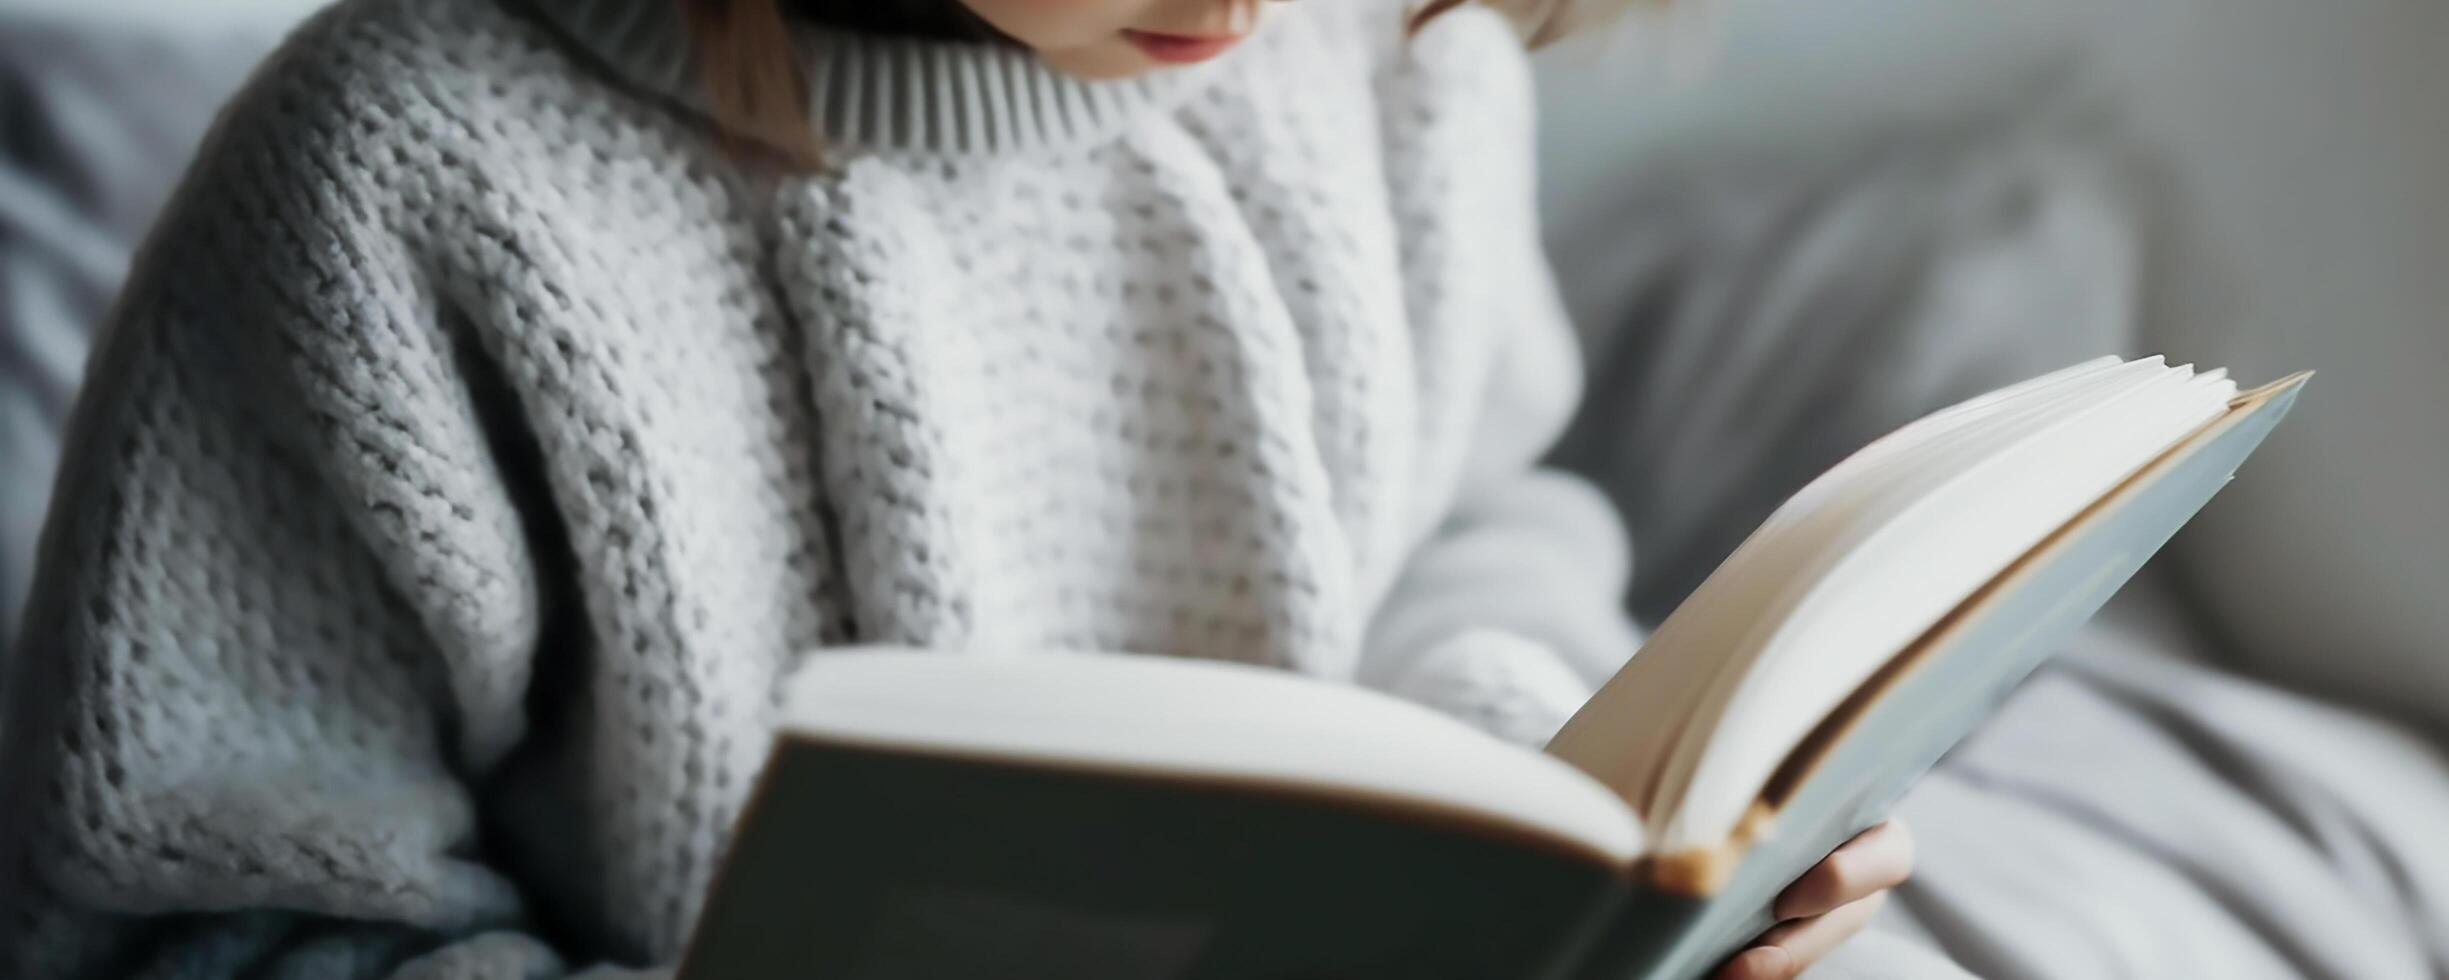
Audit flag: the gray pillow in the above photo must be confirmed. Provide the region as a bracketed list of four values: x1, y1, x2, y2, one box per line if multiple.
[0, 10, 289, 650]
[1544, 101, 2148, 622]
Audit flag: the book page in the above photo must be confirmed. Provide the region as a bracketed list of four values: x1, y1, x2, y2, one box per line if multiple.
[1547, 358, 2243, 851]
[779, 650, 1645, 863]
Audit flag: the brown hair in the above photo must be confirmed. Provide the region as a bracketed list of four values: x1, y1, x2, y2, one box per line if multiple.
[682, 0, 1642, 167]
[680, 0, 822, 165]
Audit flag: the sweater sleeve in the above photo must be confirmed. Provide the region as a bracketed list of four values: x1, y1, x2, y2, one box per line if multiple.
[1355, 4, 1645, 746]
[0, 152, 568, 979]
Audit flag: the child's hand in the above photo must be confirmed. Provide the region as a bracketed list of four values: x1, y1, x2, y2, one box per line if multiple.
[1713, 819, 1915, 980]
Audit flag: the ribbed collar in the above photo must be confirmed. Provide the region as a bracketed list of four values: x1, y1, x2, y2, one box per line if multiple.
[519, 0, 1236, 156]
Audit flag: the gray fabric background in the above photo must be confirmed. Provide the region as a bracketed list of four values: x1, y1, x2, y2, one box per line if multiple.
[1545, 93, 2142, 622]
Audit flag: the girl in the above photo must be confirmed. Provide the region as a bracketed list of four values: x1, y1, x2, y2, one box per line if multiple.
[0, 0, 1909, 977]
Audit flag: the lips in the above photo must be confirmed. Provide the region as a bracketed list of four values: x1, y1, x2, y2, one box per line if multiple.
[1122, 29, 1246, 65]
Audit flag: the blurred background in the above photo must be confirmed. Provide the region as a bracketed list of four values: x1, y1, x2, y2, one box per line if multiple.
[1532, 0, 2447, 729]
[1, 0, 2442, 976]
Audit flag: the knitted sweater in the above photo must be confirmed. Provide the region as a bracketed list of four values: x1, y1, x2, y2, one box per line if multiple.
[0, 0, 1641, 975]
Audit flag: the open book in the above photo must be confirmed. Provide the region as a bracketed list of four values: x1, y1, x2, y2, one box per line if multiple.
[679, 358, 2308, 980]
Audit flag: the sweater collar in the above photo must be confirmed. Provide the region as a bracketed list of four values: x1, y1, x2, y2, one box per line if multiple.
[519, 0, 1234, 156]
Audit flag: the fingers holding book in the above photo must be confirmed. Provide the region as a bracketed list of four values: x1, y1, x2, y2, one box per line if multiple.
[1715, 819, 1916, 980]
[1773, 818, 1916, 920]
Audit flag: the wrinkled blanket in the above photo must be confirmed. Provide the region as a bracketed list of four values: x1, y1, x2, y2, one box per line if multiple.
[1811, 583, 2449, 980]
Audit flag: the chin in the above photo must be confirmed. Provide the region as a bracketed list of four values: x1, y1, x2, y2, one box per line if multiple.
[1039, 45, 1168, 82]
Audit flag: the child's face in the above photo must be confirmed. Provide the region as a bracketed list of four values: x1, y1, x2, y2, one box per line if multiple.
[958, 0, 1277, 80]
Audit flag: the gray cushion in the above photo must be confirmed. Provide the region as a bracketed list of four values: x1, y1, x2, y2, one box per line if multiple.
[1541, 99, 2148, 622]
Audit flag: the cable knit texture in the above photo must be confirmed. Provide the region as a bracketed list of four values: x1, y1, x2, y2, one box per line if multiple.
[0, 0, 1640, 975]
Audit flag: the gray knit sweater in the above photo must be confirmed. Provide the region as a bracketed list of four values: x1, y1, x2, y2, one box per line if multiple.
[0, 0, 1640, 975]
